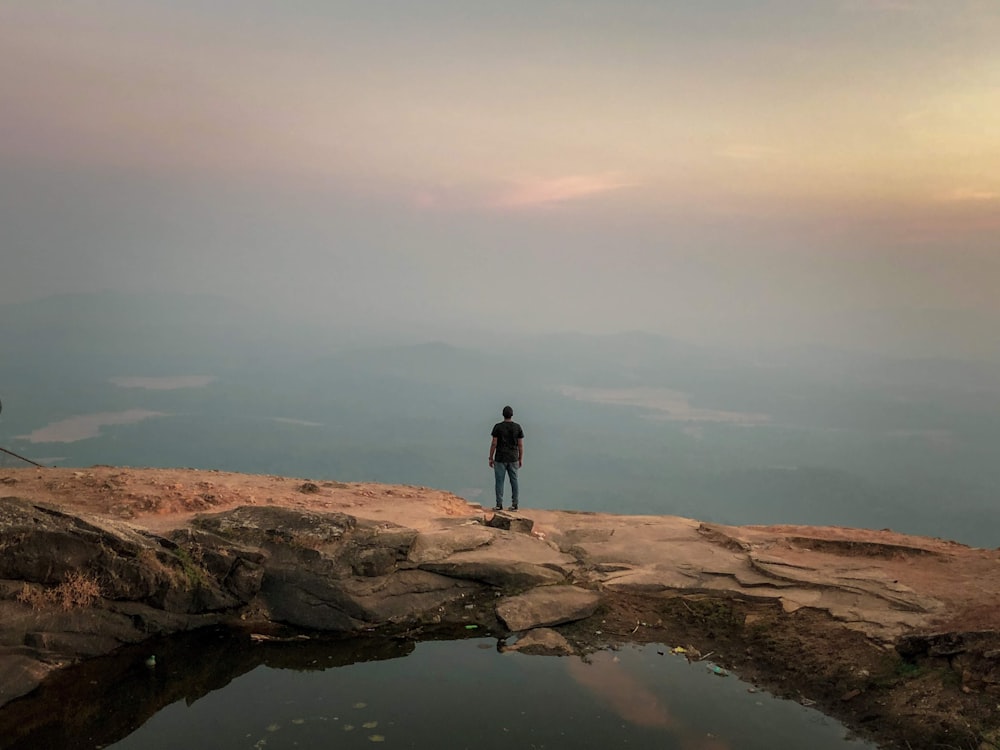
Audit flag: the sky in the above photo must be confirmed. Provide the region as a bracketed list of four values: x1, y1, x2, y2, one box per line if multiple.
[2, 0, 999, 356]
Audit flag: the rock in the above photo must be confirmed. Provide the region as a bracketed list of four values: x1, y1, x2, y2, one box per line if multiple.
[5, 466, 1000, 749]
[421, 560, 566, 589]
[407, 526, 495, 564]
[496, 585, 601, 632]
[486, 513, 534, 534]
[257, 564, 366, 631]
[504, 628, 576, 656]
[0, 498, 276, 711]
[0, 498, 150, 587]
[195, 506, 417, 579]
[193, 505, 357, 548]
[337, 570, 482, 625]
[0, 650, 53, 706]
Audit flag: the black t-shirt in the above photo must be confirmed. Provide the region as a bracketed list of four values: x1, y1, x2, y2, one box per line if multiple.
[491, 421, 524, 463]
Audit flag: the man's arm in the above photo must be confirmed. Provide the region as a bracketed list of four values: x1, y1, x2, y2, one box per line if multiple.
[489, 437, 497, 467]
[517, 437, 524, 468]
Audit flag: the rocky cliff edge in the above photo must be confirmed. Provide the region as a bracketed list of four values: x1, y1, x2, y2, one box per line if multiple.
[1, 467, 998, 749]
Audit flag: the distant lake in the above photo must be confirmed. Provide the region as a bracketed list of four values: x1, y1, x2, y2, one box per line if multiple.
[556, 386, 770, 424]
[16, 410, 166, 443]
[39, 636, 871, 750]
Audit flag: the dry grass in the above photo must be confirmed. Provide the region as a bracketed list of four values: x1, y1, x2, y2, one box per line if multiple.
[17, 571, 103, 611]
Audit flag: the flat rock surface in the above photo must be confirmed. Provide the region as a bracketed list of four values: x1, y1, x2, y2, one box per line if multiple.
[2, 466, 997, 641]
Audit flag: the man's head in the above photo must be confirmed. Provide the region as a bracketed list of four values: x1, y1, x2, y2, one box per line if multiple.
[502, 405, 514, 419]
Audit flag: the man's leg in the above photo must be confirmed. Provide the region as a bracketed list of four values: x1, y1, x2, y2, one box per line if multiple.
[493, 462, 506, 509]
[507, 463, 519, 510]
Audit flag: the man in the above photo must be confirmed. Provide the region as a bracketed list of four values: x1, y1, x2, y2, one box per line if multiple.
[489, 405, 524, 511]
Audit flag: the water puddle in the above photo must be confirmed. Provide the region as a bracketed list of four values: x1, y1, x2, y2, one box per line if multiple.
[0, 629, 875, 750]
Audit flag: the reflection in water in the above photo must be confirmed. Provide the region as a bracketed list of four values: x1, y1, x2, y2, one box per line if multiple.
[0, 634, 875, 750]
[566, 651, 730, 750]
[567, 651, 676, 728]
[0, 628, 413, 750]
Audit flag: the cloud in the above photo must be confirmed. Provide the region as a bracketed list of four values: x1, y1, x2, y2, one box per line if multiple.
[491, 174, 635, 209]
[940, 188, 1000, 203]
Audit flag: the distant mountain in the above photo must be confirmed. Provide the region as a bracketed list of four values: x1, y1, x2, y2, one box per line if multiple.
[0, 291, 351, 378]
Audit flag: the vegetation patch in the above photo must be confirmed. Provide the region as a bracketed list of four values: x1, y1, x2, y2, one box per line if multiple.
[16, 571, 102, 611]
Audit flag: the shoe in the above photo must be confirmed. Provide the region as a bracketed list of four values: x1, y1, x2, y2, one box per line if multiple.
[494, 505, 503, 511]
[510, 505, 518, 512]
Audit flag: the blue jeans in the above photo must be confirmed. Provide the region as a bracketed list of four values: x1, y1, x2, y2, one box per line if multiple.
[494, 462, 519, 507]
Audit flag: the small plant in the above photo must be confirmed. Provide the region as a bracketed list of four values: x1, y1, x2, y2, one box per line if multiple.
[174, 546, 207, 588]
[15, 583, 49, 610]
[55, 571, 102, 610]
[16, 571, 102, 611]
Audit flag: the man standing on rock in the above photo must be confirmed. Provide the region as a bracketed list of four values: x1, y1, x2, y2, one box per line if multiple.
[489, 405, 524, 511]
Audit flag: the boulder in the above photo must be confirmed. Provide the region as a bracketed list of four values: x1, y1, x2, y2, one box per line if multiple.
[496, 585, 601, 632]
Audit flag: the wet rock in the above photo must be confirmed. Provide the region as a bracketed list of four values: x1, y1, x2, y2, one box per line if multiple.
[496, 585, 601, 632]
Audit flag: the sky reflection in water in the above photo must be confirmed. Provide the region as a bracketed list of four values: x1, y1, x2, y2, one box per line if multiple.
[108, 639, 874, 750]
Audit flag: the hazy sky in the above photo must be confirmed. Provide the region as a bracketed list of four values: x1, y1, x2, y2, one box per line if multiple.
[2, 1, 998, 354]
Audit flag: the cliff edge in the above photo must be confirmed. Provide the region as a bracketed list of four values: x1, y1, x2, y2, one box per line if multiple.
[1, 466, 998, 749]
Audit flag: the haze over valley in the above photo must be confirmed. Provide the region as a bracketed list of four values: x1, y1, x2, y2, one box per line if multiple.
[2, 292, 997, 550]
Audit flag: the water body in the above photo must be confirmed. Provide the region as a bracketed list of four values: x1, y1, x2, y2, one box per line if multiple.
[556, 385, 770, 424]
[109, 376, 216, 390]
[1, 631, 874, 750]
[16, 410, 167, 443]
[113, 640, 873, 750]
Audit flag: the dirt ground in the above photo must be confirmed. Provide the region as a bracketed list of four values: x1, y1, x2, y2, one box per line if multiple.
[2, 466, 998, 749]
[0, 465, 474, 533]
